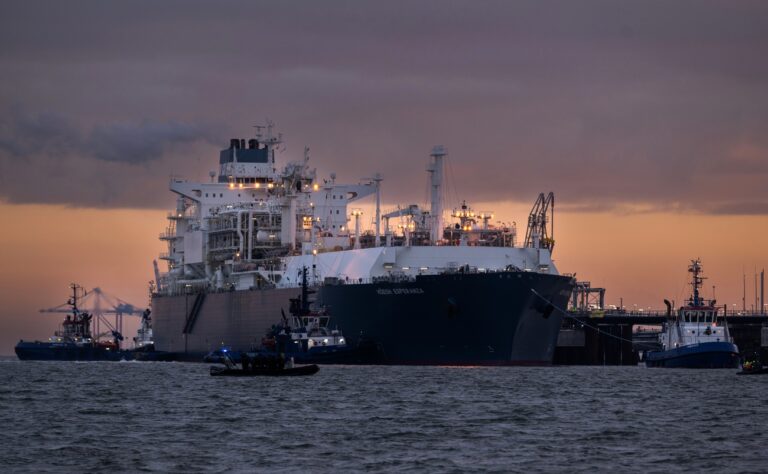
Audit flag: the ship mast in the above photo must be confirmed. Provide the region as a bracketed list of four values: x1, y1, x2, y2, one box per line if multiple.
[427, 146, 446, 244]
[688, 258, 706, 306]
[374, 173, 382, 247]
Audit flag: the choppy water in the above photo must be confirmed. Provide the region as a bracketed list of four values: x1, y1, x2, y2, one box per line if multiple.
[1, 359, 766, 473]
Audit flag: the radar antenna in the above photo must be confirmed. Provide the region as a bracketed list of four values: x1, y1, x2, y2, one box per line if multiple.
[688, 258, 707, 306]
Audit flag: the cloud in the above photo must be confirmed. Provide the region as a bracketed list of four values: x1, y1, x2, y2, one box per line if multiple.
[0, 107, 81, 157]
[0, 108, 213, 164]
[0, 1, 767, 213]
[703, 201, 768, 216]
[0, 107, 218, 207]
[89, 121, 210, 164]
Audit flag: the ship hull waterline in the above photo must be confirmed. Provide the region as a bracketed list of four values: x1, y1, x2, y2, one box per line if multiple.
[644, 341, 740, 369]
[152, 271, 574, 366]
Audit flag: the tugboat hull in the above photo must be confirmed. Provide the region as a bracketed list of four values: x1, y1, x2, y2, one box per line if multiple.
[645, 342, 740, 369]
[210, 364, 319, 376]
[15, 341, 133, 361]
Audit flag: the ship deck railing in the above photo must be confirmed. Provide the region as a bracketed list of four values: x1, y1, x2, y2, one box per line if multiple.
[319, 266, 546, 287]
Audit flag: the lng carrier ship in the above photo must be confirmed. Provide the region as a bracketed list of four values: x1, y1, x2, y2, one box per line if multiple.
[152, 124, 574, 365]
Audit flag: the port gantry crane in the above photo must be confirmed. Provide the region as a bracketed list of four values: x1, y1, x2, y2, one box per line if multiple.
[39, 285, 146, 343]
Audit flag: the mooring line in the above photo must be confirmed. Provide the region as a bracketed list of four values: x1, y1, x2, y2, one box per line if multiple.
[530, 288, 637, 344]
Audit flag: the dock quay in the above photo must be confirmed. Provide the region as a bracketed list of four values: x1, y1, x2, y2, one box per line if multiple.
[554, 311, 768, 365]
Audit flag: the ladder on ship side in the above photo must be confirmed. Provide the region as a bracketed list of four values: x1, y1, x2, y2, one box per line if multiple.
[183, 293, 206, 334]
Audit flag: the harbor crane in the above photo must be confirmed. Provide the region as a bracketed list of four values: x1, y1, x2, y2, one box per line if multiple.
[524, 192, 555, 250]
[39, 286, 146, 342]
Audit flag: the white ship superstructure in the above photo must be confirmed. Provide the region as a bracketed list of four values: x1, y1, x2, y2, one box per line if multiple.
[153, 124, 573, 364]
[156, 124, 559, 297]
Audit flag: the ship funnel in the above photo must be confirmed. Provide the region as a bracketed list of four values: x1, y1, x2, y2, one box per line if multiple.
[664, 299, 672, 317]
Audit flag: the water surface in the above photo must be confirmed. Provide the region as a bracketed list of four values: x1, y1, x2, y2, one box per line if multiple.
[1, 360, 765, 473]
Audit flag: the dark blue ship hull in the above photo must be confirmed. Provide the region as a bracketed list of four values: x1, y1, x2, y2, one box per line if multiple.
[284, 340, 385, 364]
[645, 341, 740, 369]
[317, 271, 574, 365]
[14, 341, 181, 362]
[15, 341, 133, 361]
[152, 270, 574, 365]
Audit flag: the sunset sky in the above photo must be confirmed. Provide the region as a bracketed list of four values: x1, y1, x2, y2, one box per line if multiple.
[1, 1, 767, 354]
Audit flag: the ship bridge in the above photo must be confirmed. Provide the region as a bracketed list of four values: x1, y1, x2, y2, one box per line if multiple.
[218, 138, 275, 183]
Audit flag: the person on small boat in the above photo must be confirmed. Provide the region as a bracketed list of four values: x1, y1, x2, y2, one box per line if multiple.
[223, 353, 237, 370]
[741, 352, 762, 373]
[275, 331, 290, 370]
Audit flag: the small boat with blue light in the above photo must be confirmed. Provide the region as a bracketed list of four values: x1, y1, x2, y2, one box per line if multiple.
[209, 349, 319, 377]
[645, 259, 740, 369]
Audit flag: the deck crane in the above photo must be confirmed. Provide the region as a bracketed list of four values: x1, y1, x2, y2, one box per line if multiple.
[381, 205, 427, 246]
[523, 192, 555, 251]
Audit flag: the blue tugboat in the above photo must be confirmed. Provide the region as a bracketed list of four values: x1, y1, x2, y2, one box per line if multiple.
[645, 259, 740, 369]
[15, 284, 133, 361]
[256, 267, 384, 364]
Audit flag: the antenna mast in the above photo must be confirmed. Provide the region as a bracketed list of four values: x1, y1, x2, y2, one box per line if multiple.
[427, 146, 446, 244]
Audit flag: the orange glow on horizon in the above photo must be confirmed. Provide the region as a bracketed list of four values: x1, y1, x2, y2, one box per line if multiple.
[0, 201, 765, 355]
[0, 203, 166, 355]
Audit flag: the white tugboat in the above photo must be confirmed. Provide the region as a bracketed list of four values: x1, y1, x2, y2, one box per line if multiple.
[645, 259, 740, 368]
